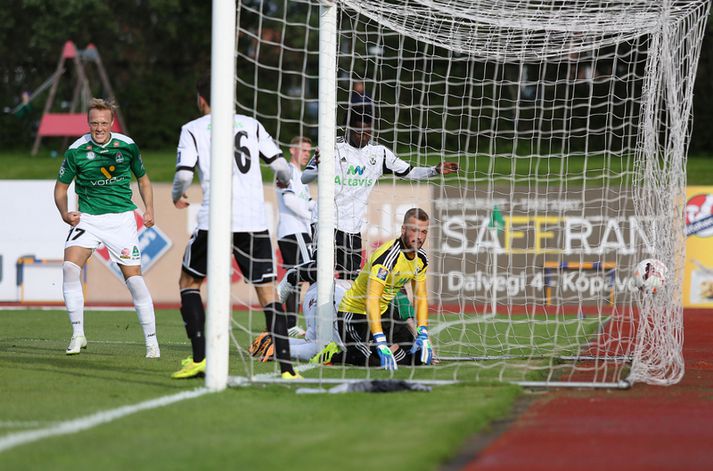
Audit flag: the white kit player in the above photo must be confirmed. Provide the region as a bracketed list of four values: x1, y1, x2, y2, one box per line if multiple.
[170, 74, 300, 380]
[275, 136, 316, 337]
[250, 280, 349, 362]
[277, 102, 459, 300]
[290, 280, 350, 361]
[54, 98, 160, 358]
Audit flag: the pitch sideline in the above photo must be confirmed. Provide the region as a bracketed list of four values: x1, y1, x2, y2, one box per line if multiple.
[0, 387, 211, 454]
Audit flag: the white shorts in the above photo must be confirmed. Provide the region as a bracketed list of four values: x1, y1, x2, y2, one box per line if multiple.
[64, 211, 142, 266]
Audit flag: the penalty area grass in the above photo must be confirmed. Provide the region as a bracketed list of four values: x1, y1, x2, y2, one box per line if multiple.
[1, 309, 520, 470]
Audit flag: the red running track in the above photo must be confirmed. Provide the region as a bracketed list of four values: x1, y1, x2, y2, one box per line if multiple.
[464, 309, 713, 471]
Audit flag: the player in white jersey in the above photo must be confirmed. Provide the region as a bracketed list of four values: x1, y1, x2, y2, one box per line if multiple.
[170, 75, 300, 380]
[54, 98, 160, 358]
[277, 103, 458, 300]
[276, 136, 315, 336]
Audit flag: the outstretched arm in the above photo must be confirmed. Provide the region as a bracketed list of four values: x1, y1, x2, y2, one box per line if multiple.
[400, 161, 460, 180]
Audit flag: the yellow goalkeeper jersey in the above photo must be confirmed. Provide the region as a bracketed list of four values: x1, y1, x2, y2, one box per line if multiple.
[338, 238, 428, 315]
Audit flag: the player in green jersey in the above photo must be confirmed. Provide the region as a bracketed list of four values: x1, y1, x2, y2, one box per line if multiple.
[54, 98, 160, 358]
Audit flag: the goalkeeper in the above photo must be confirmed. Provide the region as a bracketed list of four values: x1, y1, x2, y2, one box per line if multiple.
[251, 281, 417, 362]
[311, 208, 434, 369]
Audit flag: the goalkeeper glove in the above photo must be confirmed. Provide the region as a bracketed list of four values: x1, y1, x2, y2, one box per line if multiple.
[373, 332, 397, 370]
[409, 326, 433, 365]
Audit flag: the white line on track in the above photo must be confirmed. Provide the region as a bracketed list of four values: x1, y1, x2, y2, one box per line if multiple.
[0, 388, 211, 454]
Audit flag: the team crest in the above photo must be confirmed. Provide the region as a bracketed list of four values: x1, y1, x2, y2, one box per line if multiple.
[115, 152, 124, 163]
[369, 156, 377, 165]
[120, 248, 131, 259]
[376, 267, 389, 281]
[86, 151, 96, 160]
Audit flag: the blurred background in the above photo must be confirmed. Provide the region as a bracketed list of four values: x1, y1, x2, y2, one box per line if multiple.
[0, 0, 711, 154]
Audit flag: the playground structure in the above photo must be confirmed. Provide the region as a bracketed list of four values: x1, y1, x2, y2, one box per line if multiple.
[30, 41, 126, 155]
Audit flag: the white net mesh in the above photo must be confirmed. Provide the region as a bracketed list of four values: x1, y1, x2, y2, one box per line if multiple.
[227, 0, 710, 387]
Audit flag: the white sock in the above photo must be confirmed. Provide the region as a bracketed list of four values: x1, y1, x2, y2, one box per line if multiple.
[126, 275, 158, 346]
[62, 261, 84, 337]
[288, 338, 320, 361]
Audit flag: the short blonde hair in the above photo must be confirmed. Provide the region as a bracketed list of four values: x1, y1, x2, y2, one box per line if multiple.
[290, 135, 312, 146]
[87, 98, 117, 119]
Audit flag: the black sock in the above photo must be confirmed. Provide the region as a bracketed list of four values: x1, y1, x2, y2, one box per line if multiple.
[265, 302, 294, 375]
[180, 289, 206, 362]
[285, 291, 299, 330]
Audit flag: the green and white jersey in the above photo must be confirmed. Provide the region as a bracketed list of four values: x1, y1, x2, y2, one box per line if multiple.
[57, 133, 146, 215]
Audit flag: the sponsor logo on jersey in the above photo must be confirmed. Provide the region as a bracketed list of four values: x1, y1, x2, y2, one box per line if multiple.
[99, 166, 115, 179]
[686, 193, 713, 237]
[113, 141, 120, 147]
[86, 151, 96, 160]
[347, 165, 366, 176]
[377, 267, 389, 281]
[334, 175, 374, 187]
[96, 210, 173, 280]
[120, 248, 131, 259]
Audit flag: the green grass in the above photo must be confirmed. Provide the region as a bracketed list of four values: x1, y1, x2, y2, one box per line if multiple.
[0, 309, 521, 470]
[4, 149, 713, 184]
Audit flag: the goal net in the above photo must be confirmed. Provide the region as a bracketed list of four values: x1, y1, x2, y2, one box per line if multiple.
[220, 0, 710, 388]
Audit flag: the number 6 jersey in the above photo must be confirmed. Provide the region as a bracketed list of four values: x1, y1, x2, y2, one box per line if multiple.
[175, 114, 284, 232]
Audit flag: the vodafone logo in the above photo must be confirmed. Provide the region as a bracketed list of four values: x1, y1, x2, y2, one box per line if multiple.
[685, 194, 713, 237]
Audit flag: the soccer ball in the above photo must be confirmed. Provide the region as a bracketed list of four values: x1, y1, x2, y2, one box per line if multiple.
[633, 259, 667, 294]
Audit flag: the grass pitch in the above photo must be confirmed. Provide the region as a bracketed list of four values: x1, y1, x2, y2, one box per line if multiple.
[1, 308, 521, 470]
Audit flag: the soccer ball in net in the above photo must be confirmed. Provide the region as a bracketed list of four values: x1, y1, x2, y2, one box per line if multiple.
[634, 259, 668, 294]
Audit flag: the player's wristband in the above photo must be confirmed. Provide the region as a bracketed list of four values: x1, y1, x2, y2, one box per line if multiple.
[373, 332, 387, 345]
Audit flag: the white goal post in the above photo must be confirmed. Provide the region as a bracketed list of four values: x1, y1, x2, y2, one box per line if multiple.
[207, 0, 711, 390]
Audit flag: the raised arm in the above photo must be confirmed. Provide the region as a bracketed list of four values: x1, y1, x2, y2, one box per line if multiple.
[301, 149, 320, 184]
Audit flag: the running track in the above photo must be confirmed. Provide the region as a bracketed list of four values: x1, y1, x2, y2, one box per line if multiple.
[463, 309, 713, 471]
